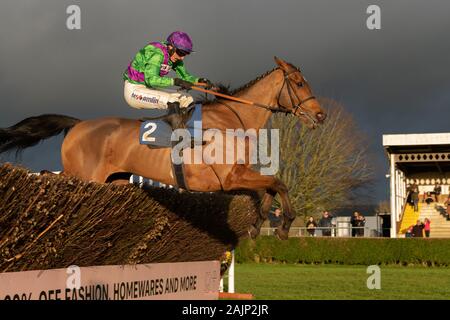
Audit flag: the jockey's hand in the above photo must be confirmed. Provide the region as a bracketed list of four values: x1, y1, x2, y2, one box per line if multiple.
[174, 78, 193, 90]
[198, 78, 213, 89]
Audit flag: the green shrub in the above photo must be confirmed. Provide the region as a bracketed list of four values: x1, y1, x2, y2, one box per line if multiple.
[235, 237, 450, 266]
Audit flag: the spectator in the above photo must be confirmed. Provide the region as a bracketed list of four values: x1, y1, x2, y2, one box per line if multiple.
[411, 220, 425, 238]
[433, 183, 442, 202]
[411, 187, 419, 212]
[350, 212, 359, 237]
[406, 184, 413, 207]
[424, 218, 431, 238]
[318, 211, 334, 237]
[445, 196, 450, 220]
[305, 216, 317, 237]
[269, 208, 282, 228]
[424, 191, 434, 205]
[405, 225, 413, 238]
[357, 213, 366, 237]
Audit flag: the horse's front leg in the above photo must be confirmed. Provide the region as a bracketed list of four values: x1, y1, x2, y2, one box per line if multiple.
[224, 165, 295, 240]
[248, 190, 275, 239]
[272, 179, 296, 240]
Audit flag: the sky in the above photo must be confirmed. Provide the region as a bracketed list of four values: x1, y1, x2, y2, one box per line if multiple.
[1, 0, 450, 203]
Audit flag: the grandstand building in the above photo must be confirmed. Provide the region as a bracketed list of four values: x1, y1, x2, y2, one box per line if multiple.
[383, 133, 450, 238]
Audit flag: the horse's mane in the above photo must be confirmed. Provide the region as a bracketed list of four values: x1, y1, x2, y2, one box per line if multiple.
[230, 67, 280, 95]
[197, 64, 302, 105]
[197, 67, 280, 105]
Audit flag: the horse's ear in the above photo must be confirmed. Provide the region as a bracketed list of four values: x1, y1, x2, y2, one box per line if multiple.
[274, 56, 290, 71]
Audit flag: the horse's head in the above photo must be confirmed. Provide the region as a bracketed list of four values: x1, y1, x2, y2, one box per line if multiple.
[274, 57, 326, 128]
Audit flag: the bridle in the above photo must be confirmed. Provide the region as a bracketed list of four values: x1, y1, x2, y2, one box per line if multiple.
[192, 67, 320, 127]
[239, 69, 318, 126]
[277, 70, 318, 125]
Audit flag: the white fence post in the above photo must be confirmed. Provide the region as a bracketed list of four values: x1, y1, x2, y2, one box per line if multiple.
[228, 250, 235, 293]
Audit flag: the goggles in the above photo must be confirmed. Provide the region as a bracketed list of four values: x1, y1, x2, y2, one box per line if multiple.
[175, 48, 189, 57]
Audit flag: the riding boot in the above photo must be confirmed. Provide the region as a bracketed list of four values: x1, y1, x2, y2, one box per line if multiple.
[166, 102, 203, 148]
[166, 102, 184, 130]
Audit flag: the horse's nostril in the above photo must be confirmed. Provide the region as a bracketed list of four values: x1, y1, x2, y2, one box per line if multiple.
[316, 112, 326, 122]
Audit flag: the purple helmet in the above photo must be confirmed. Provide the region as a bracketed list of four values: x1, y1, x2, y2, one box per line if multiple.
[166, 31, 194, 53]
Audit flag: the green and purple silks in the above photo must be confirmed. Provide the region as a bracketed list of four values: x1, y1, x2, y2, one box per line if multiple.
[123, 41, 199, 88]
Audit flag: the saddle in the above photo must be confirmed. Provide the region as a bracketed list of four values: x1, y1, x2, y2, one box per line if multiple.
[139, 104, 202, 148]
[138, 104, 203, 191]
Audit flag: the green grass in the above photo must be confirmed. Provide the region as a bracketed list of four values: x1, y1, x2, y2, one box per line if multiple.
[228, 263, 450, 300]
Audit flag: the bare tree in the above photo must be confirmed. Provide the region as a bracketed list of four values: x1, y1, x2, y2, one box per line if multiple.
[269, 98, 374, 219]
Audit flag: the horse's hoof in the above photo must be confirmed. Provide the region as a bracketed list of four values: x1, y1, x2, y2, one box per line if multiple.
[274, 228, 289, 240]
[248, 225, 259, 240]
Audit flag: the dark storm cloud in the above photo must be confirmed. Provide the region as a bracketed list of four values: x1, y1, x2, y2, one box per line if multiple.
[1, 0, 450, 202]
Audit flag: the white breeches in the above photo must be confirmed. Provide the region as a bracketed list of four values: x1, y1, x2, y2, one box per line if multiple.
[124, 80, 194, 109]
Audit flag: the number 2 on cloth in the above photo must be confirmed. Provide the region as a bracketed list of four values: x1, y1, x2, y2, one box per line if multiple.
[142, 122, 157, 142]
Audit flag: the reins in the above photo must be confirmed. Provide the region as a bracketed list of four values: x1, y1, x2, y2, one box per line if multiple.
[140, 69, 318, 125]
[193, 69, 317, 125]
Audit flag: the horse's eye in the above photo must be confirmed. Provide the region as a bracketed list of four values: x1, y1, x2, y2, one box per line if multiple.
[297, 82, 304, 87]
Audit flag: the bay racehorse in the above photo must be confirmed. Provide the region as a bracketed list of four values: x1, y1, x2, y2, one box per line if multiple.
[0, 57, 325, 239]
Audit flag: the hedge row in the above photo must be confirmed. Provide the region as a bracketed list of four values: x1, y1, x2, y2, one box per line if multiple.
[235, 236, 450, 266]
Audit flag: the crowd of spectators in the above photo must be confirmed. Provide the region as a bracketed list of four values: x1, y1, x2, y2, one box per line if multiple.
[407, 182, 443, 209]
[266, 182, 447, 239]
[269, 209, 367, 237]
[403, 182, 449, 237]
[405, 218, 431, 238]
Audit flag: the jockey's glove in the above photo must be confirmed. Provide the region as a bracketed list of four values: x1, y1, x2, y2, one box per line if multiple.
[174, 78, 193, 90]
[198, 78, 213, 89]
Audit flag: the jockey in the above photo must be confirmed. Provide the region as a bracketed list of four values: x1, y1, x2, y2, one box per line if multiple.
[123, 31, 212, 129]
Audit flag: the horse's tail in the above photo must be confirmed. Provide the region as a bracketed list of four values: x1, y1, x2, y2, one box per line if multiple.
[0, 114, 81, 156]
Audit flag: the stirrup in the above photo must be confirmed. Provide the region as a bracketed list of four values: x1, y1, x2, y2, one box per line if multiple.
[167, 102, 181, 115]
